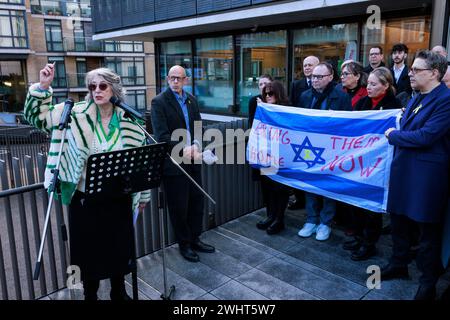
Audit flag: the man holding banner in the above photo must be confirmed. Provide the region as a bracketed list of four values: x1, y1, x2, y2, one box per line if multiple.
[296, 62, 352, 241]
[383, 50, 450, 300]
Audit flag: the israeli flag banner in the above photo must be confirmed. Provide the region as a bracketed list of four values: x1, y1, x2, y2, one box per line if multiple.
[247, 102, 401, 213]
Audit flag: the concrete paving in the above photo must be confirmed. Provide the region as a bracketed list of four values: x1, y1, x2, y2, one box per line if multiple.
[44, 207, 450, 300]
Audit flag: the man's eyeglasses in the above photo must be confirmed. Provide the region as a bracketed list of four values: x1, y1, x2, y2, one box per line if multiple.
[409, 67, 432, 75]
[311, 74, 331, 80]
[369, 52, 381, 56]
[88, 83, 108, 91]
[263, 91, 274, 97]
[169, 76, 186, 82]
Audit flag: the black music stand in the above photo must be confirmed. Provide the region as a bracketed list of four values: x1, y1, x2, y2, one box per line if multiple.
[84, 142, 170, 300]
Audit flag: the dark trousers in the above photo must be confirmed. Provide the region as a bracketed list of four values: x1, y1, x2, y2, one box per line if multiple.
[261, 176, 290, 222]
[390, 213, 443, 287]
[353, 207, 382, 247]
[83, 276, 126, 300]
[163, 170, 204, 246]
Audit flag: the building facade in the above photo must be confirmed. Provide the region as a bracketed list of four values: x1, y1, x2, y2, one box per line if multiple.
[91, 0, 450, 121]
[0, 0, 156, 113]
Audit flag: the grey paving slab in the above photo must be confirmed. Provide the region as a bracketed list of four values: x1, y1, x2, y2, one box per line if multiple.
[137, 253, 207, 300]
[201, 229, 274, 267]
[220, 216, 298, 252]
[362, 290, 396, 300]
[210, 279, 269, 300]
[276, 251, 370, 295]
[47, 287, 84, 300]
[235, 268, 318, 300]
[160, 245, 231, 292]
[284, 242, 375, 285]
[257, 257, 368, 300]
[196, 293, 219, 300]
[215, 227, 283, 257]
[194, 248, 253, 279]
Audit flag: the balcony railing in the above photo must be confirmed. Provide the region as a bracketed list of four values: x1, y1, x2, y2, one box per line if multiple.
[30, 1, 91, 18]
[63, 37, 144, 53]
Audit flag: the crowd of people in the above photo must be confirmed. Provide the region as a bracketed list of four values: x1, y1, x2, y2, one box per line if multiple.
[23, 42, 449, 301]
[250, 44, 450, 300]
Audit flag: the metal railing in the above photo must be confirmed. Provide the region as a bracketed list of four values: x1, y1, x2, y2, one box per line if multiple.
[0, 120, 263, 299]
[63, 37, 144, 53]
[0, 126, 50, 188]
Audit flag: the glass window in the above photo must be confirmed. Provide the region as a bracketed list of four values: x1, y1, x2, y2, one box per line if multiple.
[158, 40, 192, 94]
[293, 23, 358, 79]
[45, 19, 63, 51]
[73, 21, 85, 51]
[361, 16, 431, 68]
[76, 59, 86, 87]
[125, 90, 146, 113]
[52, 91, 67, 105]
[195, 36, 233, 113]
[236, 30, 287, 115]
[0, 0, 23, 4]
[105, 57, 145, 86]
[103, 40, 144, 53]
[0, 60, 26, 112]
[0, 10, 27, 48]
[48, 57, 66, 88]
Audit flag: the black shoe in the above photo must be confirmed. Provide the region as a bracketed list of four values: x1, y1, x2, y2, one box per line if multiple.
[192, 239, 215, 253]
[256, 217, 275, 230]
[179, 245, 200, 262]
[266, 220, 284, 235]
[380, 264, 409, 280]
[288, 200, 303, 210]
[351, 245, 376, 261]
[414, 285, 436, 300]
[343, 239, 361, 251]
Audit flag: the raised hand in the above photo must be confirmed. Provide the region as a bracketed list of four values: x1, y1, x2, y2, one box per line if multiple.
[39, 62, 56, 90]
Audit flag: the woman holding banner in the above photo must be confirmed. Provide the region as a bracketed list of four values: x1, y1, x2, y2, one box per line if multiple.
[254, 81, 291, 235]
[343, 67, 402, 261]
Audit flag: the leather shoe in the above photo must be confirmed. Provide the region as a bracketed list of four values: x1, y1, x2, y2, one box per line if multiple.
[380, 264, 409, 280]
[288, 200, 303, 210]
[266, 220, 284, 235]
[256, 217, 275, 230]
[192, 239, 215, 253]
[351, 245, 376, 261]
[343, 239, 361, 251]
[414, 285, 436, 300]
[179, 245, 200, 262]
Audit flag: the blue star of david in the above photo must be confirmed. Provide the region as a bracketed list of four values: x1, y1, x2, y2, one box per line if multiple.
[291, 136, 326, 169]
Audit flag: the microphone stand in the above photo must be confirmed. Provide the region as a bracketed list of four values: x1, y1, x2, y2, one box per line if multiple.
[122, 111, 215, 301]
[33, 109, 72, 300]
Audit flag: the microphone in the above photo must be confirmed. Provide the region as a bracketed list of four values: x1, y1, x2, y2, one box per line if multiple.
[110, 96, 143, 120]
[58, 98, 74, 130]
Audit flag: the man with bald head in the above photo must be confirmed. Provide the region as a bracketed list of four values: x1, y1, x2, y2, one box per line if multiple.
[432, 45, 450, 88]
[151, 65, 215, 262]
[290, 56, 320, 108]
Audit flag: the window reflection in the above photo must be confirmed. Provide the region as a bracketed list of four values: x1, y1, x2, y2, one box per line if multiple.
[195, 36, 233, 113]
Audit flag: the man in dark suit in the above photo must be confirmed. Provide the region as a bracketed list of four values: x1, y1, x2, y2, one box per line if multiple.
[384, 50, 450, 300]
[288, 56, 319, 210]
[297, 62, 352, 242]
[363, 46, 385, 74]
[390, 43, 412, 95]
[151, 65, 215, 263]
[290, 56, 320, 108]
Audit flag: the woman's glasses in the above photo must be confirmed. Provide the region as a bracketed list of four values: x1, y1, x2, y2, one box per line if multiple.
[88, 83, 108, 91]
[263, 91, 274, 97]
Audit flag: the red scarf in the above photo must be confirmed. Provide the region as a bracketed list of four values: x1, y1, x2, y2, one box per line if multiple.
[371, 92, 386, 109]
